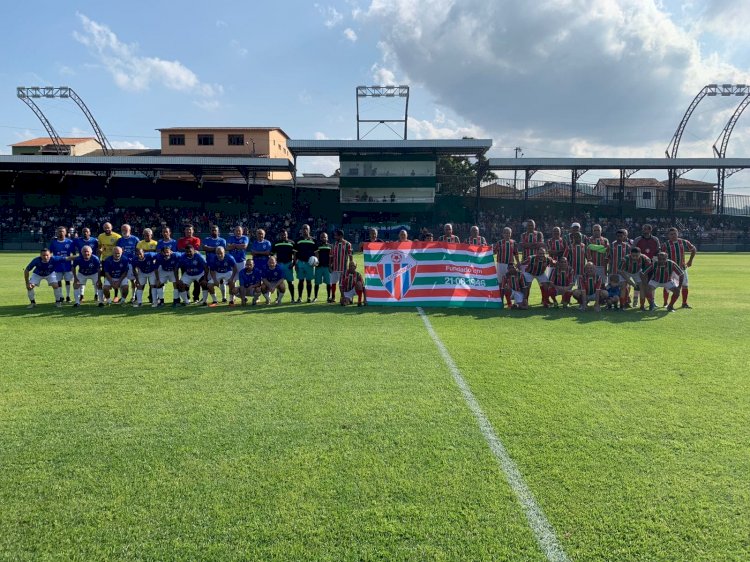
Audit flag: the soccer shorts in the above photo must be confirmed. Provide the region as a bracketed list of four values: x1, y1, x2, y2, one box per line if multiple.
[523, 272, 549, 284]
[234, 259, 246, 272]
[343, 288, 358, 300]
[511, 290, 524, 304]
[180, 273, 204, 285]
[551, 286, 570, 295]
[55, 271, 74, 282]
[329, 271, 342, 285]
[496, 263, 509, 279]
[314, 266, 330, 285]
[136, 271, 158, 286]
[263, 279, 284, 292]
[278, 262, 295, 283]
[296, 261, 314, 281]
[210, 271, 234, 285]
[103, 277, 126, 289]
[680, 269, 689, 287]
[649, 279, 678, 290]
[126, 264, 135, 281]
[157, 267, 176, 284]
[29, 272, 58, 286]
[622, 272, 642, 285]
[75, 273, 99, 288]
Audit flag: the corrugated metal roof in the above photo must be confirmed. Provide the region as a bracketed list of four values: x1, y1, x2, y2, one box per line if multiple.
[0, 155, 294, 172]
[287, 139, 492, 156]
[487, 157, 750, 170]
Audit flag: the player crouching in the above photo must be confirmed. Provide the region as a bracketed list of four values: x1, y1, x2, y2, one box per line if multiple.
[237, 258, 263, 305]
[176, 245, 208, 306]
[261, 256, 286, 305]
[547, 256, 574, 308]
[23, 248, 65, 308]
[644, 252, 685, 312]
[501, 262, 528, 309]
[572, 262, 608, 312]
[340, 261, 365, 306]
[131, 248, 159, 308]
[101, 247, 130, 306]
[208, 247, 238, 307]
[72, 245, 102, 307]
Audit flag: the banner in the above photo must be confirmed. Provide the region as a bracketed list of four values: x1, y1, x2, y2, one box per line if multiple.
[363, 241, 502, 308]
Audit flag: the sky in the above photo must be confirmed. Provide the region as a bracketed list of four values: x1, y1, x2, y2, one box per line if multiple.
[1, 0, 750, 190]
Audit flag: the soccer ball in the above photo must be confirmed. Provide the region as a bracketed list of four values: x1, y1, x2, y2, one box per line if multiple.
[308, 256, 319, 267]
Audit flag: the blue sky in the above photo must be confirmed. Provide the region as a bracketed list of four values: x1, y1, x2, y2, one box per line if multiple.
[1, 0, 749, 189]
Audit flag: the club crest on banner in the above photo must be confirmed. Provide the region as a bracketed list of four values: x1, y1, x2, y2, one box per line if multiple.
[377, 251, 417, 300]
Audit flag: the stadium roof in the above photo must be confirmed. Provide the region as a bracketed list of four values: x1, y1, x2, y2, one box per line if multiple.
[287, 139, 493, 157]
[0, 155, 294, 175]
[487, 157, 750, 170]
[10, 137, 100, 147]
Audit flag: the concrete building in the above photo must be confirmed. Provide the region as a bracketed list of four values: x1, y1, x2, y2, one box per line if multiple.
[157, 127, 292, 180]
[11, 137, 102, 156]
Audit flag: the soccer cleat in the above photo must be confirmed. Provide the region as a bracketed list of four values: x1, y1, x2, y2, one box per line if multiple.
[199, 302, 208, 307]
[228, 301, 236, 307]
[252, 297, 258, 306]
[208, 302, 218, 308]
[221, 298, 227, 303]
[180, 302, 187, 307]
[649, 303, 657, 311]
[311, 297, 317, 303]
[157, 302, 164, 308]
[80, 295, 85, 302]
[265, 296, 271, 305]
[26, 302, 36, 309]
[172, 301, 179, 308]
[55, 301, 63, 308]
[98, 302, 105, 308]
[307, 298, 312, 303]
[295, 298, 302, 304]
[357, 302, 362, 307]
[152, 303, 159, 308]
[681, 303, 692, 309]
[667, 305, 675, 312]
[132, 303, 142, 308]
[65, 296, 71, 303]
[73, 303, 80, 308]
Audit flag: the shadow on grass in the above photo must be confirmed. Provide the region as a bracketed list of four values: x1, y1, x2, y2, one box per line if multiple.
[0, 299, 676, 322]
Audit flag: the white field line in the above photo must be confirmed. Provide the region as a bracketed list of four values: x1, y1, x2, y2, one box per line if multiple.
[417, 307, 570, 562]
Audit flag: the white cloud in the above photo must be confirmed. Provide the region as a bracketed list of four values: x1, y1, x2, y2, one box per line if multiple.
[316, 4, 344, 27]
[343, 28, 358, 42]
[361, 0, 750, 156]
[371, 63, 396, 84]
[408, 111, 487, 140]
[216, 19, 228, 28]
[110, 140, 148, 149]
[73, 13, 222, 102]
[58, 65, 76, 76]
[231, 39, 249, 57]
[314, 131, 329, 140]
[698, 0, 750, 40]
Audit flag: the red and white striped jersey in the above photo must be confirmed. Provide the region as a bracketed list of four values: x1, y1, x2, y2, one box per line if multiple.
[608, 241, 630, 274]
[661, 238, 695, 268]
[502, 272, 526, 292]
[331, 240, 352, 272]
[495, 239, 518, 265]
[644, 259, 684, 284]
[520, 231, 544, 260]
[564, 243, 588, 275]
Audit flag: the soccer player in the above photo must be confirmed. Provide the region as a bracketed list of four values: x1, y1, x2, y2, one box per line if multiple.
[643, 252, 685, 312]
[314, 232, 332, 303]
[50, 226, 76, 303]
[156, 226, 178, 252]
[563, 232, 587, 285]
[178, 225, 202, 302]
[101, 246, 130, 306]
[155, 246, 182, 306]
[201, 225, 227, 302]
[521, 246, 554, 307]
[340, 261, 365, 306]
[565, 222, 588, 246]
[71, 245, 102, 307]
[261, 255, 286, 304]
[547, 256, 574, 308]
[494, 227, 520, 282]
[131, 248, 159, 307]
[226, 225, 249, 270]
[207, 246, 238, 306]
[587, 224, 609, 282]
[97, 222, 121, 260]
[573, 262, 607, 312]
[398, 229, 409, 242]
[620, 247, 652, 310]
[24, 248, 65, 308]
[439, 223, 460, 243]
[546, 226, 566, 260]
[176, 245, 208, 306]
[466, 225, 487, 245]
[501, 262, 528, 309]
[237, 258, 263, 305]
[520, 219, 544, 263]
[136, 228, 158, 303]
[329, 229, 353, 303]
[117, 224, 140, 302]
[661, 227, 696, 308]
[73, 227, 98, 302]
[608, 229, 632, 307]
[294, 224, 317, 303]
[273, 229, 297, 303]
[634, 223, 660, 260]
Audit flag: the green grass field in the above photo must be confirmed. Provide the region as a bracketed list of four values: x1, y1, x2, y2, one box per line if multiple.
[1, 252, 748, 561]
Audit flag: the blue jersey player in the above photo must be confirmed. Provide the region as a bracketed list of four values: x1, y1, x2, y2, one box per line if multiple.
[24, 248, 66, 308]
[50, 226, 76, 302]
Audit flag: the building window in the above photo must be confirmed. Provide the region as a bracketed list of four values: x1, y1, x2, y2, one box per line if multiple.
[642, 191, 651, 200]
[169, 134, 185, 146]
[197, 134, 214, 146]
[228, 134, 244, 146]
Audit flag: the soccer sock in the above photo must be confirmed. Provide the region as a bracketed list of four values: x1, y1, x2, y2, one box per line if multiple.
[220, 284, 226, 299]
[53, 287, 63, 302]
[663, 288, 668, 306]
[289, 284, 295, 300]
[201, 289, 208, 303]
[669, 291, 679, 307]
[562, 291, 571, 305]
[97, 288, 104, 303]
[505, 293, 512, 307]
[314, 284, 319, 298]
[211, 292, 218, 303]
[74, 288, 81, 304]
[180, 291, 189, 304]
[326, 284, 331, 299]
[136, 289, 144, 304]
[173, 288, 179, 301]
[541, 286, 549, 305]
[681, 287, 689, 304]
[306, 281, 312, 298]
[80, 286, 85, 297]
[65, 282, 71, 298]
[27, 288, 35, 302]
[297, 281, 303, 298]
[151, 288, 158, 304]
[634, 290, 640, 305]
[331, 283, 337, 299]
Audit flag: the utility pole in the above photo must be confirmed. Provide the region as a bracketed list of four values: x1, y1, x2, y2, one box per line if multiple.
[513, 147, 523, 191]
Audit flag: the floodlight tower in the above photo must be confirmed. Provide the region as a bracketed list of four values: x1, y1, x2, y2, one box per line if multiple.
[713, 91, 750, 214]
[356, 85, 410, 140]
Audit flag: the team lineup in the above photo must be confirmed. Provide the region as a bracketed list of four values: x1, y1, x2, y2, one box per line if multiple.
[23, 219, 696, 312]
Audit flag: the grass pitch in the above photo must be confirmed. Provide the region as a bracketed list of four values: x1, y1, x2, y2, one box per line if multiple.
[0, 252, 748, 561]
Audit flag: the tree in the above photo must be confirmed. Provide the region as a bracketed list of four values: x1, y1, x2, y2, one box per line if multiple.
[436, 154, 496, 197]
